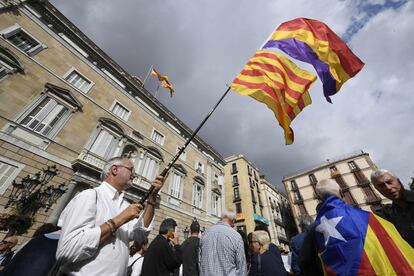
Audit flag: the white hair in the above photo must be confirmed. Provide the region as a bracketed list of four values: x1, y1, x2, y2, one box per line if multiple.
[370, 169, 396, 184]
[101, 156, 128, 180]
[316, 179, 340, 200]
[221, 211, 237, 221]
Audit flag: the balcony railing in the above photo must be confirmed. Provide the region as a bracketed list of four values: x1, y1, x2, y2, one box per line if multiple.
[235, 213, 245, 221]
[274, 217, 285, 227]
[212, 180, 221, 194]
[77, 149, 107, 170]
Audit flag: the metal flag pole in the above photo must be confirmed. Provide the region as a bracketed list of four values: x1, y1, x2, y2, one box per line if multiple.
[142, 65, 153, 87]
[154, 84, 160, 99]
[139, 86, 232, 204]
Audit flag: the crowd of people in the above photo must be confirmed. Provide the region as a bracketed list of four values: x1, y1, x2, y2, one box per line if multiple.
[0, 156, 412, 275]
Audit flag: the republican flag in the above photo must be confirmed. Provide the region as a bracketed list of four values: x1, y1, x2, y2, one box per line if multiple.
[314, 196, 414, 275]
[262, 18, 364, 103]
[231, 50, 316, 145]
[151, 68, 175, 97]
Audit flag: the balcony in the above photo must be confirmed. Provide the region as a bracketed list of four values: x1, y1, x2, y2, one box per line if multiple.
[278, 234, 289, 243]
[357, 180, 371, 187]
[330, 170, 341, 177]
[72, 149, 151, 198]
[235, 213, 245, 221]
[233, 196, 241, 202]
[274, 217, 285, 227]
[211, 180, 221, 194]
[72, 149, 106, 179]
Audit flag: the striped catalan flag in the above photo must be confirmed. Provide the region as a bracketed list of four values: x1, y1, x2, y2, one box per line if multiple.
[262, 18, 364, 103]
[231, 50, 316, 144]
[151, 68, 175, 97]
[315, 196, 414, 275]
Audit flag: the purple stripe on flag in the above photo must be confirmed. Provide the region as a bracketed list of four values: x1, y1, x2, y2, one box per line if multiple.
[263, 39, 337, 103]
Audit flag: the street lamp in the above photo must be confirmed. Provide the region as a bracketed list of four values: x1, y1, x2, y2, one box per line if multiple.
[1, 165, 66, 236]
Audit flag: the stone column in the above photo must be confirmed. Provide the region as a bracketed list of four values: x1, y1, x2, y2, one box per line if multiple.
[47, 180, 77, 225]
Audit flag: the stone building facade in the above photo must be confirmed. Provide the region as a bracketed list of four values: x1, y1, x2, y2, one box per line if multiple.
[259, 177, 297, 250]
[283, 151, 391, 231]
[0, 0, 225, 244]
[224, 154, 296, 249]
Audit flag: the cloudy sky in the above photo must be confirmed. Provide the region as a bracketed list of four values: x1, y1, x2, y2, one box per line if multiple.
[53, 0, 413, 191]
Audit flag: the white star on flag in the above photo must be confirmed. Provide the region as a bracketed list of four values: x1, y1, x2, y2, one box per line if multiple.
[316, 215, 346, 246]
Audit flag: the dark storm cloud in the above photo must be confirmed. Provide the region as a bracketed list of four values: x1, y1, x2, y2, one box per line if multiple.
[53, 0, 414, 190]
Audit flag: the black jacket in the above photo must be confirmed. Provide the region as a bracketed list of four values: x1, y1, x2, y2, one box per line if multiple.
[374, 189, 414, 248]
[180, 236, 199, 276]
[298, 226, 324, 276]
[0, 234, 58, 276]
[141, 235, 182, 276]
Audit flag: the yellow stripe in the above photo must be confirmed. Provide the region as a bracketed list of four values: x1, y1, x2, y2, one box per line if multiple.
[270, 30, 350, 87]
[237, 52, 316, 105]
[364, 225, 396, 275]
[236, 72, 307, 108]
[230, 82, 294, 144]
[255, 50, 317, 81]
[374, 215, 414, 269]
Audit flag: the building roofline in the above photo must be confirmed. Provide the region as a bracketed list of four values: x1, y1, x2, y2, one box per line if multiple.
[25, 1, 225, 165]
[283, 150, 369, 181]
[224, 154, 260, 171]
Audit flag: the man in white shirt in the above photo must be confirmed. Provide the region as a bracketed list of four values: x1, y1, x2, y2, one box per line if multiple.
[56, 156, 167, 276]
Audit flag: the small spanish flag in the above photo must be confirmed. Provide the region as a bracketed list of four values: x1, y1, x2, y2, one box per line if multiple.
[151, 68, 175, 97]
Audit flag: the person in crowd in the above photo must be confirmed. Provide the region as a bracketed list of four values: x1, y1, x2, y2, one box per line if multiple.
[199, 212, 247, 276]
[279, 246, 291, 274]
[237, 230, 250, 270]
[301, 179, 413, 275]
[128, 233, 148, 276]
[141, 218, 182, 276]
[371, 169, 414, 247]
[248, 231, 287, 276]
[290, 215, 314, 275]
[56, 156, 167, 276]
[0, 236, 17, 268]
[13, 223, 58, 257]
[181, 220, 200, 276]
[0, 225, 61, 276]
[252, 224, 285, 274]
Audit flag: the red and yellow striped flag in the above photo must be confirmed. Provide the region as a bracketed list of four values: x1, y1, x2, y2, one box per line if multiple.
[151, 68, 175, 97]
[315, 196, 414, 275]
[231, 50, 316, 144]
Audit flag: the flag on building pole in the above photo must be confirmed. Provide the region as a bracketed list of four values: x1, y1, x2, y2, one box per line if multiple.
[231, 50, 316, 145]
[151, 68, 175, 97]
[262, 18, 365, 103]
[314, 196, 414, 275]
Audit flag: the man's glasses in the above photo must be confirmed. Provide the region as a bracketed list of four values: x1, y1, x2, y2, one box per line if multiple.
[116, 165, 139, 179]
[117, 165, 134, 172]
[2, 240, 14, 245]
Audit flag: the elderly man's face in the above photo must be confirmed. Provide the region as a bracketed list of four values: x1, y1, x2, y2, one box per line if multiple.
[113, 159, 135, 190]
[0, 237, 17, 251]
[373, 173, 402, 201]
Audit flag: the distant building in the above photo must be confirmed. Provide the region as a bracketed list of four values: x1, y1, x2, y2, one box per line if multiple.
[283, 151, 391, 231]
[0, 0, 225, 243]
[259, 176, 297, 250]
[224, 154, 296, 249]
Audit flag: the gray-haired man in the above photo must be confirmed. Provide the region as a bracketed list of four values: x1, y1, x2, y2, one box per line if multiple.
[57, 156, 167, 276]
[370, 169, 414, 247]
[199, 212, 247, 276]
